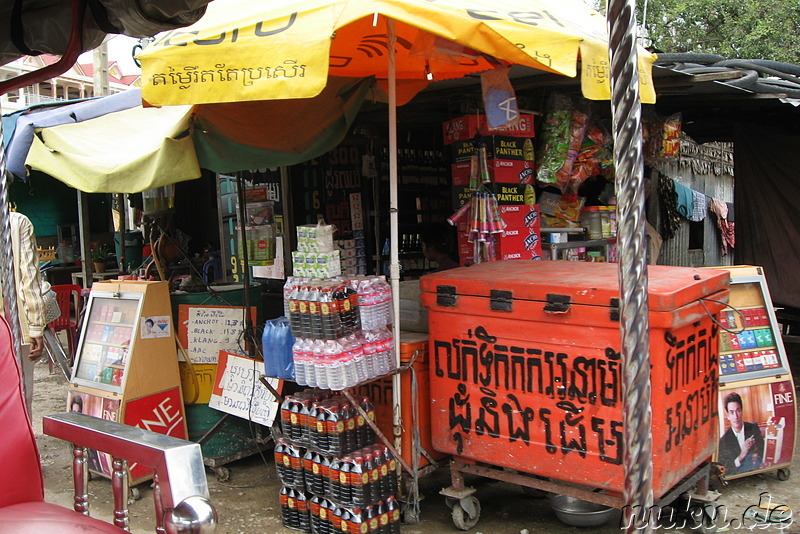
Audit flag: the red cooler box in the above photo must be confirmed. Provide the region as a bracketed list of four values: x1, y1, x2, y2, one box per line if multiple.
[420, 261, 729, 498]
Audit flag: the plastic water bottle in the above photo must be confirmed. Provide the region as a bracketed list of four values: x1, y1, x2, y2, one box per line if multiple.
[292, 337, 308, 386]
[323, 338, 343, 390]
[376, 275, 393, 327]
[346, 333, 367, 384]
[374, 327, 394, 376]
[311, 339, 326, 389]
[384, 329, 396, 373]
[360, 330, 376, 380]
[283, 276, 294, 318]
[357, 277, 372, 330]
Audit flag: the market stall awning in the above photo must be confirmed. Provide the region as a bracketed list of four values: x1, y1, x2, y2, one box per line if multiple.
[2, 89, 141, 180]
[25, 103, 199, 193]
[18, 76, 376, 191]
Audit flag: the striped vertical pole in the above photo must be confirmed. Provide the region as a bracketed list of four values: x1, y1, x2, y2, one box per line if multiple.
[0, 102, 24, 370]
[606, 1, 653, 532]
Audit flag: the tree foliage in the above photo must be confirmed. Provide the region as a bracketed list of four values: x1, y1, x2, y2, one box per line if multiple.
[633, 0, 800, 63]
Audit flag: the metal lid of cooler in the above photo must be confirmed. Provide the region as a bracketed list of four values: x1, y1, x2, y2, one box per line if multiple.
[419, 261, 730, 312]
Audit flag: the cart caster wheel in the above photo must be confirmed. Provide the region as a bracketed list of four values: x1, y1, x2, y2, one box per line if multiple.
[129, 487, 141, 501]
[777, 468, 790, 481]
[445, 497, 458, 510]
[451, 496, 480, 531]
[214, 467, 230, 482]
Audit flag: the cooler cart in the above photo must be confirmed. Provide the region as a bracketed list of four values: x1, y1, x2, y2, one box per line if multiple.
[420, 261, 730, 530]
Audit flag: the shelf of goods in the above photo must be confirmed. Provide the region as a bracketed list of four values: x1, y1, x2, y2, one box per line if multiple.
[269, 275, 445, 530]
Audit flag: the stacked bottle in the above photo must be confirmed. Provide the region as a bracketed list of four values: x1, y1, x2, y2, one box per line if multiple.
[280, 486, 311, 533]
[287, 276, 396, 390]
[356, 276, 393, 331]
[277, 392, 398, 534]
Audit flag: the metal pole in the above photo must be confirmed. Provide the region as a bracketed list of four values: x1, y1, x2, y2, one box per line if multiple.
[77, 191, 91, 288]
[116, 193, 126, 274]
[606, 1, 653, 532]
[386, 19, 404, 466]
[235, 172, 254, 356]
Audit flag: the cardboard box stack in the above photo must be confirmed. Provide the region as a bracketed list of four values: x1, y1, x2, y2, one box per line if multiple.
[444, 114, 541, 263]
[341, 192, 367, 276]
[445, 114, 536, 211]
[291, 223, 341, 278]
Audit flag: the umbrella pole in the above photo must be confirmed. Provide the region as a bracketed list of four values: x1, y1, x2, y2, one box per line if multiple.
[235, 172, 255, 356]
[386, 16, 405, 494]
[606, 1, 653, 532]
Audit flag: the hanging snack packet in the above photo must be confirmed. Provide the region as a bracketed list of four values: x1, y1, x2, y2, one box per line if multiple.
[569, 123, 606, 189]
[661, 113, 682, 159]
[554, 106, 590, 192]
[535, 93, 574, 185]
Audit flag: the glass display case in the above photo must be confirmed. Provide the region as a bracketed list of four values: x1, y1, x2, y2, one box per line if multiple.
[717, 268, 793, 384]
[72, 292, 142, 392]
[712, 265, 796, 481]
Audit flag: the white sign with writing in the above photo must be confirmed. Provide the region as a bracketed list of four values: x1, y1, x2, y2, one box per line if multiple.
[183, 306, 248, 364]
[209, 351, 279, 426]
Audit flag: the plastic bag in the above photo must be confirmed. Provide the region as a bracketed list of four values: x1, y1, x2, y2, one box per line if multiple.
[262, 316, 295, 380]
[42, 281, 61, 324]
[480, 67, 520, 130]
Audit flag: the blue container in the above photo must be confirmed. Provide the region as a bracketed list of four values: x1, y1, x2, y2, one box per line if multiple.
[262, 316, 295, 379]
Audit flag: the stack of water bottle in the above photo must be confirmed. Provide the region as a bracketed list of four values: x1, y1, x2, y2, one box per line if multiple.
[284, 275, 395, 389]
[276, 389, 401, 534]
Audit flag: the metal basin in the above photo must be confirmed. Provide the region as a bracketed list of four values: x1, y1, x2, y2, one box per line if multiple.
[549, 494, 614, 527]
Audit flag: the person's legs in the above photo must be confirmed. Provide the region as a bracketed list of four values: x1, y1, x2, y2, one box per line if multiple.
[20, 344, 34, 414]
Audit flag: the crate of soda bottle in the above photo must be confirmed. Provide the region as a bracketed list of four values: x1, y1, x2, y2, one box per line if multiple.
[309, 497, 401, 534]
[279, 390, 376, 455]
[280, 486, 311, 533]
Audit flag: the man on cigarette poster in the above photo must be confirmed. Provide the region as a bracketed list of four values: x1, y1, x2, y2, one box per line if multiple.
[718, 391, 765, 475]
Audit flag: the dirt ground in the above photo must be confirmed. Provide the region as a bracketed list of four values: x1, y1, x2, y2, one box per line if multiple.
[31, 360, 800, 534]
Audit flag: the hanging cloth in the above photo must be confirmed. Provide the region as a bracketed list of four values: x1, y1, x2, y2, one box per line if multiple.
[673, 180, 694, 219]
[657, 173, 681, 240]
[709, 198, 735, 255]
[690, 189, 707, 222]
